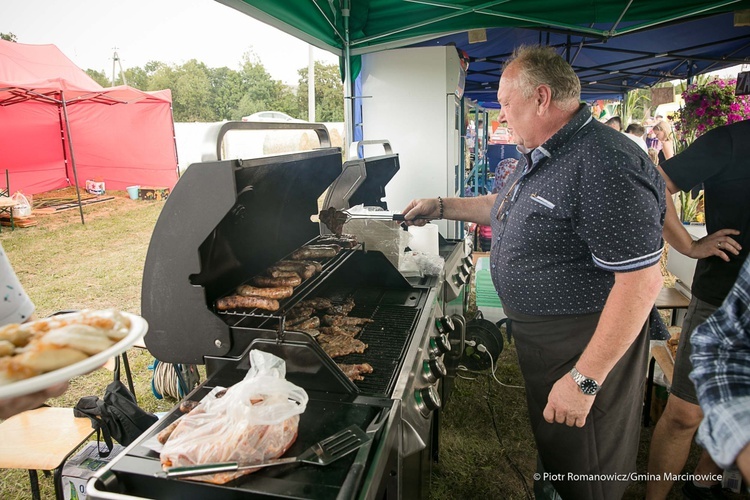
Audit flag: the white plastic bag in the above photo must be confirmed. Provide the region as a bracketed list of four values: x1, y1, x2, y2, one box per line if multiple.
[11, 192, 31, 218]
[159, 350, 308, 484]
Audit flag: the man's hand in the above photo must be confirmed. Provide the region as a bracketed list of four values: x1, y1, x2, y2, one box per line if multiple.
[401, 198, 440, 226]
[690, 229, 742, 262]
[543, 373, 595, 428]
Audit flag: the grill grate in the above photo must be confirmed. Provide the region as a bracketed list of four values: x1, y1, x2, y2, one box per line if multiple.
[335, 303, 420, 396]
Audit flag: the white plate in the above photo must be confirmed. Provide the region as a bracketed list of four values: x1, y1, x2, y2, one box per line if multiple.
[0, 312, 148, 399]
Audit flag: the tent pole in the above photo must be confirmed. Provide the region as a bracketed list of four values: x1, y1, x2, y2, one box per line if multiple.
[60, 92, 85, 225]
[343, 1, 353, 159]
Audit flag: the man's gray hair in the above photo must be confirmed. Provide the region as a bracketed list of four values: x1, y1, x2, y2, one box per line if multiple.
[503, 45, 581, 111]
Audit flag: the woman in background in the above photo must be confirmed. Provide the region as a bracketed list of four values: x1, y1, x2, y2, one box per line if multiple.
[653, 121, 675, 164]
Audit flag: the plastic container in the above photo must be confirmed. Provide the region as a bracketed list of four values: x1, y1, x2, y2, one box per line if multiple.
[126, 186, 140, 200]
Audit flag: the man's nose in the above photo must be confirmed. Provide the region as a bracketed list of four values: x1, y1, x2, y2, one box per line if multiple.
[498, 108, 506, 122]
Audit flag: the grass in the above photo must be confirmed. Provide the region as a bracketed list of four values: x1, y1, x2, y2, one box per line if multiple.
[0, 189, 737, 499]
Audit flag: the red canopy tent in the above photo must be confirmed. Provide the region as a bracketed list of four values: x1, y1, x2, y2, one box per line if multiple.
[0, 40, 178, 222]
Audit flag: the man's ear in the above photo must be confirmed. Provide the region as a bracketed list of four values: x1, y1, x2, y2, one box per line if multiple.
[536, 84, 552, 114]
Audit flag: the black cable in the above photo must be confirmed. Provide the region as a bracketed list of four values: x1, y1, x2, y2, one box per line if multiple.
[486, 371, 534, 500]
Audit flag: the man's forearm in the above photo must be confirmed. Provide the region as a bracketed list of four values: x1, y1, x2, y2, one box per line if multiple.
[575, 264, 663, 383]
[442, 194, 497, 226]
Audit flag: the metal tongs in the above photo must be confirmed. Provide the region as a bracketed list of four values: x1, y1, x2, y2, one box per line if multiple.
[319, 207, 430, 235]
[157, 425, 371, 478]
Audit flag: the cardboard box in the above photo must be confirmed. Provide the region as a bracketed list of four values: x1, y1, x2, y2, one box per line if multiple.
[85, 180, 106, 196]
[138, 186, 170, 201]
[62, 442, 125, 500]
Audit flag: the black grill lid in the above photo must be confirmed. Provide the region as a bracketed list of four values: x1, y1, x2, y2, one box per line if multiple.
[142, 148, 343, 363]
[321, 153, 399, 218]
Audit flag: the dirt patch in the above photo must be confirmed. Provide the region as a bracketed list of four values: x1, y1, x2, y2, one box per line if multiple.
[31, 187, 147, 231]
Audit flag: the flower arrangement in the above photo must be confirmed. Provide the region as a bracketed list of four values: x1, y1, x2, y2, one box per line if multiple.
[675, 78, 750, 144]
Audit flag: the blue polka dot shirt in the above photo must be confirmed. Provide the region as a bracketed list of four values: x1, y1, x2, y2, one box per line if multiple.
[489, 105, 666, 315]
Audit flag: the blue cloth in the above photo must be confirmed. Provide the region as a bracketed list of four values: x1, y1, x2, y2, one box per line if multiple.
[488, 105, 666, 315]
[690, 255, 750, 469]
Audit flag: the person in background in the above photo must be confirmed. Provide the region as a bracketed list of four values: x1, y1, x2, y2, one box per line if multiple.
[690, 254, 750, 483]
[647, 119, 749, 500]
[0, 243, 68, 419]
[625, 123, 649, 153]
[404, 45, 665, 500]
[652, 121, 674, 164]
[604, 115, 622, 131]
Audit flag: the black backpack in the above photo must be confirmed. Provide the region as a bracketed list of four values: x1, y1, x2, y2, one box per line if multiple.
[74, 359, 158, 457]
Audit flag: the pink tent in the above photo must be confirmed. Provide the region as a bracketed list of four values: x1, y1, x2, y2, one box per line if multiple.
[0, 40, 178, 220]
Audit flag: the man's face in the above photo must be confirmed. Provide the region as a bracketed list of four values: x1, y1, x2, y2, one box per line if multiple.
[496, 63, 538, 149]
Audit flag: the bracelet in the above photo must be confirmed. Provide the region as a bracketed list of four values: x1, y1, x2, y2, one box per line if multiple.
[437, 196, 444, 219]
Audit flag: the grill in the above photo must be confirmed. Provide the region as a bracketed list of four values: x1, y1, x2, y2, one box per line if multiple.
[88, 127, 471, 500]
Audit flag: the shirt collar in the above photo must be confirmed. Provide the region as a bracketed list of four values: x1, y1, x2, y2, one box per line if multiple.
[539, 104, 592, 157]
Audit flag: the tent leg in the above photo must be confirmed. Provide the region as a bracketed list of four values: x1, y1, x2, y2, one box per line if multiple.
[60, 92, 85, 225]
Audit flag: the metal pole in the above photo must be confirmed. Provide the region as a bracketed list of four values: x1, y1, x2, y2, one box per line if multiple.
[60, 92, 85, 224]
[342, 1, 353, 159]
[308, 45, 316, 122]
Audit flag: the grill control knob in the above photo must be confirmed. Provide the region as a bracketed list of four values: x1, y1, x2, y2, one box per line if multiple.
[460, 263, 472, 276]
[462, 256, 474, 268]
[453, 273, 467, 286]
[429, 334, 451, 356]
[422, 358, 447, 383]
[415, 386, 442, 417]
[435, 316, 455, 334]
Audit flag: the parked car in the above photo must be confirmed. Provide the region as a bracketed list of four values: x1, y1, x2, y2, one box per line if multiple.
[241, 111, 306, 122]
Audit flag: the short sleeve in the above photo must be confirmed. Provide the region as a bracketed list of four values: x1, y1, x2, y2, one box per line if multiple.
[574, 154, 666, 272]
[661, 125, 733, 192]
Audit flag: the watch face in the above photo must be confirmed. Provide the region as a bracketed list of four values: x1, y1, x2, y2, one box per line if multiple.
[580, 379, 599, 395]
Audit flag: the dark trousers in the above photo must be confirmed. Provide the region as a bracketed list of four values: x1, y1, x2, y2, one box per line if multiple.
[507, 307, 649, 500]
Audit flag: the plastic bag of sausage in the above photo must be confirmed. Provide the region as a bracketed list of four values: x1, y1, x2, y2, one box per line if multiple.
[159, 350, 309, 484]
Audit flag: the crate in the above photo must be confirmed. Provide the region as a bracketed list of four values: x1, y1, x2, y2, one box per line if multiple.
[138, 186, 170, 201]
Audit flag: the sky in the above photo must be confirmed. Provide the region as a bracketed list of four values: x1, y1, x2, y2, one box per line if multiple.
[1, 0, 339, 85]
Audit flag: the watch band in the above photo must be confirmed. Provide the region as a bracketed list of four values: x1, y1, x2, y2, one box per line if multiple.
[570, 366, 600, 395]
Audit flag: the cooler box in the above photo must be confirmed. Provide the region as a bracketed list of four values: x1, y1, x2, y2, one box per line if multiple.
[138, 186, 171, 201]
[474, 257, 505, 322]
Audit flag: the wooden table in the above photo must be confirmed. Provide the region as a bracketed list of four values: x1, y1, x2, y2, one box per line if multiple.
[655, 287, 691, 325]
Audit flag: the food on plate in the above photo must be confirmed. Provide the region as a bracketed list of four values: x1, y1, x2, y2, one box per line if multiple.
[319, 326, 361, 337]
[236, 284, 294, 299]
[316, 333, 368, 358]
[179, 399, 202, 413]
[322, 315, 374, 327]
[251, 275, 302, 288]
[338, 363, 373, 381]
[290, 245, 341, 261]
[0, 309, 133, 386]
[215, 295, 280, 312]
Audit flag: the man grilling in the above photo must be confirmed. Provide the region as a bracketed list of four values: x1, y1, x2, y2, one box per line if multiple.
[403, 45, 665, 499]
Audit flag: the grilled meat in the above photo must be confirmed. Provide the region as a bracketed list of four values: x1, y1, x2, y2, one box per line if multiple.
[216, 295, 280, 312]
[298, 297, 333, 310]
[290, 316, 320, 330]
[251, 275, 302, 287]
[269, 262, 317, 280]
[319, 326, 361, 337]
[316, 334, 368, 358]
[338, 363, 373, 381]
[236, 284, 293, 299]
[290, 245, 341, 260]
[317, 234, 359, 248]
[266, 269, 301, 279]
[322, 315, 374, 327]
[319, 207, 348, 236]
[326, 299, 355, 316]
[286, 307, 314, 320]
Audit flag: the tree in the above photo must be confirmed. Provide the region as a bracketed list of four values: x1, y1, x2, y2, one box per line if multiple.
[0, 32, 17, 42]
[297, 62, 344, 122]
[85, 69, 112, 88]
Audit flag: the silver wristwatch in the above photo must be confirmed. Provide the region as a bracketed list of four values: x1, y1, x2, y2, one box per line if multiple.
[570, 367, 600, 395]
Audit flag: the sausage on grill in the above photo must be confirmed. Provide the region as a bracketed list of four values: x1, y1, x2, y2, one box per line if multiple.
[250, 275, 302, 287]
[236, 285, 293, 299]
[216, 295, 280, 312]
[290, 245, 341, 260]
